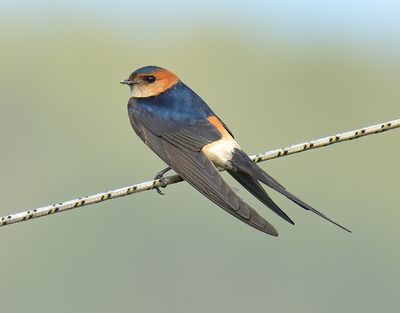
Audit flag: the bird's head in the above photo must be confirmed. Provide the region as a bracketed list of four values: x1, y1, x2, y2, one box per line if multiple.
[121, 66, 179, 98]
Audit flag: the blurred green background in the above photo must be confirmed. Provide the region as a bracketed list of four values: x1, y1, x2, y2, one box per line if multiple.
[0, 1, 399, 312]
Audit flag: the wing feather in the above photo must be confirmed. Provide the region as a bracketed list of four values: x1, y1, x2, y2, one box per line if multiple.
[142, 129, 278, 236]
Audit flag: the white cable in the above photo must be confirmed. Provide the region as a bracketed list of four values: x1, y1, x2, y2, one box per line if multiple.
[1, 119, 399, 228]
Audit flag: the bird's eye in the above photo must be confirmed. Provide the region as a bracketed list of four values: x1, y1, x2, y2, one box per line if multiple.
[144, 75, 156, 83]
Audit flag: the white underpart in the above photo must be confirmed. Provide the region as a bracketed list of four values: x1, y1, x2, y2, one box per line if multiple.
[203, 137, 241, 169]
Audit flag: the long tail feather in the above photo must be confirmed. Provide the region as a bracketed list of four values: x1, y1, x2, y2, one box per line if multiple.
[228, 170, 295, 225]
[231, 149, 351, 232]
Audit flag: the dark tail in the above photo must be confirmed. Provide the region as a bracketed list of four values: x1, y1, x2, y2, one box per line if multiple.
[231, 149, 351, 233]
[228, 170, 295, 225]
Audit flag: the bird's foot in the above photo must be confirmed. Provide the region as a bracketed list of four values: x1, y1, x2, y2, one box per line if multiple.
[153, 167, 171, 196]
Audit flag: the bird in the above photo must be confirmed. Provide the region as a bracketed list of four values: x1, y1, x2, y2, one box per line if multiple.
[121, 65, 350, 236]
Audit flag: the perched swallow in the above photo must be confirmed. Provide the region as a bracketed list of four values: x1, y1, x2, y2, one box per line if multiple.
[121, 66, 350, 236]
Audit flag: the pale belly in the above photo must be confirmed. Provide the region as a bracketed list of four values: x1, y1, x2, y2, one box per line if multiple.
[202, 137, 240, 169]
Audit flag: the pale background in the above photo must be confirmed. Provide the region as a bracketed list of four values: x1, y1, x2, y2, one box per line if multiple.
[0, 1, 399, 312]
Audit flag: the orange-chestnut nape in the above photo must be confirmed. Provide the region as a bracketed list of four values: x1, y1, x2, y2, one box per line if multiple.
[132, 68, 180, 98]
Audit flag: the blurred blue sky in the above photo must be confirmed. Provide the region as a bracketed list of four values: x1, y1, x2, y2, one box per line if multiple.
[3, 0, 400, 46]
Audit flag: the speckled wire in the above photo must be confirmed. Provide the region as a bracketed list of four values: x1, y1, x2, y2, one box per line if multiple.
[1, 119, 399, 228]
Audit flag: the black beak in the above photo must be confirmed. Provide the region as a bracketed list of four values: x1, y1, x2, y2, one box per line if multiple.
[120, 79, 134, 85]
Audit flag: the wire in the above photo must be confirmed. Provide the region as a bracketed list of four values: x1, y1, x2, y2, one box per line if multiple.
[1, 119, 399, 228]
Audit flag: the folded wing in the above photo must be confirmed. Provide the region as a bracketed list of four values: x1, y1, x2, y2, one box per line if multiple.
[142, 128, 279, 236]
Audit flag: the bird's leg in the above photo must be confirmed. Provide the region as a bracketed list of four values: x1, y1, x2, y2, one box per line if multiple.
[153, 166, 171, 195]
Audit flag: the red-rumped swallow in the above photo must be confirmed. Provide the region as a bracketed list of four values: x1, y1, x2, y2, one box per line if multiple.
[121, 66, 350, 236]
